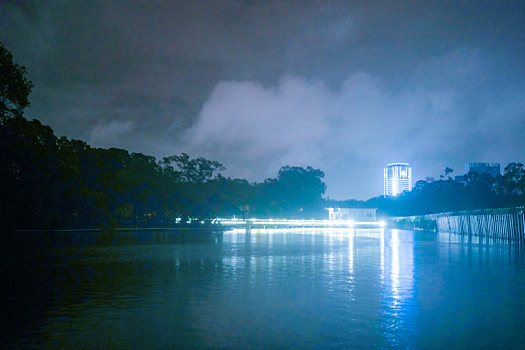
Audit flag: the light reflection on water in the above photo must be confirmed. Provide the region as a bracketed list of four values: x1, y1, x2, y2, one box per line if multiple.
[4, 228, 525, 349]
[379, 229, 415, 347]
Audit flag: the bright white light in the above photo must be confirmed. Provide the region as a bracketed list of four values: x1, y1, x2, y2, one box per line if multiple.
[392, 175, 398, 196]
[218, 218, 385, 228]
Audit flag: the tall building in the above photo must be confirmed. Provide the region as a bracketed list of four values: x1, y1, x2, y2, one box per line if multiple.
[384, 163, 412, 196]
[465, 163, 500, 177]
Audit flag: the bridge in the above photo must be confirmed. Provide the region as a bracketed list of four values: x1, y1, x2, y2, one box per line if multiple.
[217, 218, 385, 230]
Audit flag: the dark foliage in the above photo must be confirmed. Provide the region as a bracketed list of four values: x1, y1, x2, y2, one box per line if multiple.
[360, 165, 525, 217]
[0, 42, 34, 121]
[0, 117, 328, 229]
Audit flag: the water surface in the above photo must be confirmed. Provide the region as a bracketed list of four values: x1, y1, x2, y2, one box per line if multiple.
[3, 228, 525, 349]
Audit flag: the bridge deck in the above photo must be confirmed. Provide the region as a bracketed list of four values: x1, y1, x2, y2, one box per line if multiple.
[218, 219, 385, 229]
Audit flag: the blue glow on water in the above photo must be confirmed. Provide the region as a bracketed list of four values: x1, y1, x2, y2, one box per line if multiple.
[4, 228, 525, 349]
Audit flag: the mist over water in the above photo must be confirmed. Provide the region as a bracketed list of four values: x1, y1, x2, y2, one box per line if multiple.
[3, 228, 525, 349]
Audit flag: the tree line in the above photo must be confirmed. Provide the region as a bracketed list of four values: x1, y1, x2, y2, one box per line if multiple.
[0, 116, 327, 229]
[328, 164, 525, 217]
[374, 164, 525, 216]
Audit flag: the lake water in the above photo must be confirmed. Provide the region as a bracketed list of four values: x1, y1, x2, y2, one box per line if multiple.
[3, 228, 525, 349]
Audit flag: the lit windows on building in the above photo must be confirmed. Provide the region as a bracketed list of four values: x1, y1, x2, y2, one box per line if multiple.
[384, 163, 412, 196]
[326, 208, 377, 222]
[465, 163, 500, 177]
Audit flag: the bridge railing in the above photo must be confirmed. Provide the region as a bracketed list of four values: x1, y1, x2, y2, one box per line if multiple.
[391, 207, 525, 243]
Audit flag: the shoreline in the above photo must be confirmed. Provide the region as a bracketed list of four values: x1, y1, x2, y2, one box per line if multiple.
[12, 225, 227, 233]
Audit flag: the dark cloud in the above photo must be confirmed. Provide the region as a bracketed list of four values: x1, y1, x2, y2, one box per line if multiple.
[1, 0, 524, 198]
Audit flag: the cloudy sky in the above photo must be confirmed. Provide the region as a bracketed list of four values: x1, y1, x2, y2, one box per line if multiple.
[1, 0, 524, 199]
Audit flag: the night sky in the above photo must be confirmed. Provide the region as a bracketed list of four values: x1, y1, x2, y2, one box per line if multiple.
[1, 0, 524, 199]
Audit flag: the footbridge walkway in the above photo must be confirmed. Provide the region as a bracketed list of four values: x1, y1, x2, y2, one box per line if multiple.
[218, 219, 385, 230]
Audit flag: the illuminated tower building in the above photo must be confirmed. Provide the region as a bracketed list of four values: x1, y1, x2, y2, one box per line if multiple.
[384, 163, 412, 196]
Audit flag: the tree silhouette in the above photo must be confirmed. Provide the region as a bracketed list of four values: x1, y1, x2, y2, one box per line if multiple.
[0, 42, 34, 122]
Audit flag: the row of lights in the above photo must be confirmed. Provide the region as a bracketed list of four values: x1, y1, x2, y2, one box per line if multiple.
[218, 218, 386, 227]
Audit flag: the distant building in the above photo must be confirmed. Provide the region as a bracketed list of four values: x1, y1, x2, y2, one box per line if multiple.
[454, 175, 466, 183]
[327, 208, 377, 222]
[425, 177, 435, 183]
[384, 163, 412, 196]
[465, 163, 500, 177]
